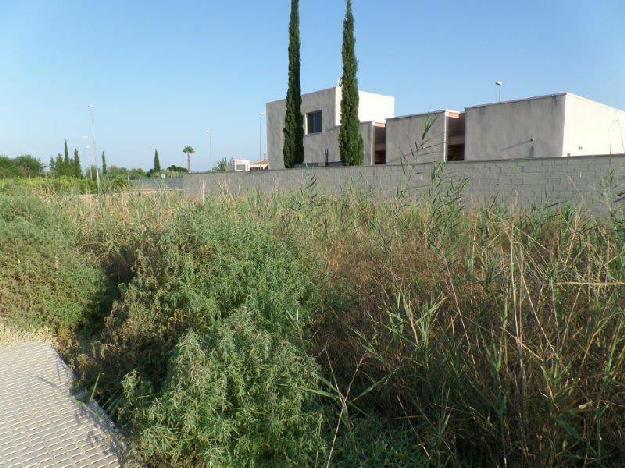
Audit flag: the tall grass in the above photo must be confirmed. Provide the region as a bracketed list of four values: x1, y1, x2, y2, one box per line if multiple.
[1, 177, 624, 465]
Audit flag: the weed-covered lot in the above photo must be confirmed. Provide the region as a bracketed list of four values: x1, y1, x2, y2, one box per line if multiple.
[1, 183, 624, 466]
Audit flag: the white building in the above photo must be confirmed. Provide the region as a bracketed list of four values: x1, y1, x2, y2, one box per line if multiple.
[266, 86, 395, 169]
[266, 89, 625, 169]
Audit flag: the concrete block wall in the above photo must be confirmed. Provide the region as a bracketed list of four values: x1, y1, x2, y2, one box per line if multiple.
[184, 155, 625, 211]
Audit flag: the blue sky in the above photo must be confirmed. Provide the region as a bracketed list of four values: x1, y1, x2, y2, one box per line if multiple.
[1, 0, 624, 171]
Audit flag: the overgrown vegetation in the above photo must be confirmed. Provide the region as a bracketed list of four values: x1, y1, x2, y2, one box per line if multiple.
[1, 175, 624, 466]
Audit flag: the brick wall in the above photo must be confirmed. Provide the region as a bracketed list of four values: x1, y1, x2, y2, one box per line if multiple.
[183, 155, 625, 211]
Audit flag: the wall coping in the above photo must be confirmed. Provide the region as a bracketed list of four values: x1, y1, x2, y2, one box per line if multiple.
[189, 154, 625, 177]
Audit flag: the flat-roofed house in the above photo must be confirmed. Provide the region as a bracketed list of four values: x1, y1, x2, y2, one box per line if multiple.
[266, 89, 625, 170]
[266, 86, 395, 169]
[465, 93, 625, 160]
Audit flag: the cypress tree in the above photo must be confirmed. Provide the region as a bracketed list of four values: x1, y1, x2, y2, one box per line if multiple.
[282, 0, 304, 168]
[154, 149, 161, 173]
[55, 154, 63, 177]
[73, 148, 81, 178]
[64, 140, 70, 166]
[338, 0, 364, 166]
[49, 157, 55, 174]
[101, 151, 107, 174]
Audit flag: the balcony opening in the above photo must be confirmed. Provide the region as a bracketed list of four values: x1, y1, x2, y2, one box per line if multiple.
[374, 123, 386, 164]
[446, 112, 465, 161]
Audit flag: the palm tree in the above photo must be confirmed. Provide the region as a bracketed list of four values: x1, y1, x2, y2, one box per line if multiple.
[183, 145, 195, 172]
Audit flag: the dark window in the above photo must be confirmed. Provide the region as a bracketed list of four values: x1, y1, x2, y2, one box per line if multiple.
[306, 111, 322, 134]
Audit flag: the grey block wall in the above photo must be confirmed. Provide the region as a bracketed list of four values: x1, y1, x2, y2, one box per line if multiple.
[184, 155, 625, 211]
[131, 178, 184, 191]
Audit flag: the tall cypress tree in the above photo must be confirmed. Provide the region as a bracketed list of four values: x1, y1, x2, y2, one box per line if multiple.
[282, 0, 304, 168]
[154, 149, 161, 173]
[101, 151, 107, 174]
[339, 0, 364, 166]
[64, 139, 70, 166]
[55, 153, 64, 177]
[73, 148, 81, 178]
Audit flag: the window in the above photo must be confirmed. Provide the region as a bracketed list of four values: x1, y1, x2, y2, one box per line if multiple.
[306, 111, 323, 134]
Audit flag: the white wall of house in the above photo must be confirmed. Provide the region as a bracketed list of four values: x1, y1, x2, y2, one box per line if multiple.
[269, 87, 625, 170]
[303, 122, 375, 166]
[563, 94, 625, 157]
[386, 111, 448, 164]
[335, 88, 395, 125]
[266, 86, 394, 169]
[266, 87, 339, 170]
[465, 94, 567, 161]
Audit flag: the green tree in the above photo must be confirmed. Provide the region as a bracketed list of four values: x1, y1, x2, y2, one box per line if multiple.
[282, 0, 304, 168]
[212, 157, 228, 172]
[166, 164, 188, 173]
[54, 153, 64, 177]
[153, 149, 161, 173]
[73, 149, 82, 178]
[64, 140, 70, 166]
[338, 0, 364, 166]
[183, 146, 195, 173]
[0, 156, 18, 178]
[101, 152, 107, 175]
[14, 155, 43, 177]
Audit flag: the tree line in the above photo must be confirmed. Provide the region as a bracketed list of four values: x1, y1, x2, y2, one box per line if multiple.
[0, 143, 191, 180]
[283, 0, 362, 168]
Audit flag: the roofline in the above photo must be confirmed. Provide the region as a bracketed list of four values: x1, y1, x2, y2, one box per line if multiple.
[565, 93, 625, 113]
[465, 93, 568, 110]
[266, 86, 394, 105]
[357, 89, 395, 99]
[387, 109, 461, 121]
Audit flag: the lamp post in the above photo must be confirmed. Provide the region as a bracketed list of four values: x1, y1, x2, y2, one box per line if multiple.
[81, 135, 89, 179]
[496, 81, 503, 103]
[259, 112, 265, 161]
[88, 104, 100, 191]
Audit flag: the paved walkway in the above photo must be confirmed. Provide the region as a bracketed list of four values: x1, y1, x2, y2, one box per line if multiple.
[0, 342, 124, 467]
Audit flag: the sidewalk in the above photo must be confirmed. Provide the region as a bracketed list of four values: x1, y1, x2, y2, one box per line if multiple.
[0, 342, 124, 467]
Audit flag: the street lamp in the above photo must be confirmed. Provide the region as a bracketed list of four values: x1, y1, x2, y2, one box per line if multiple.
[495, 81, 503, 103]
[87, 104, 100, 191]
[81, 135, 90, 179]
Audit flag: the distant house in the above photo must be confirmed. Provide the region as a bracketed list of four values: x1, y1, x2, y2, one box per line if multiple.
[265, 89, 625, 169]
[229, 159, 269, 172]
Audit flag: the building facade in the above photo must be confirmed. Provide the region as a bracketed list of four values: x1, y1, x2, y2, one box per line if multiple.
[266, 90, 625, 170]
[266, 86, 395, 169]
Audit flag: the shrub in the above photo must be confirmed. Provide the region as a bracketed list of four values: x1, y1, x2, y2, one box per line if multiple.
[0, 177, 98, 195]
[0, 195, 106, 335]
[123, 311, 324, 466]
[73, 199, 325, 464]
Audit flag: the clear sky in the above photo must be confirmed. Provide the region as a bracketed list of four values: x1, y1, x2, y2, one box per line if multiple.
[1, 0, 624, 171]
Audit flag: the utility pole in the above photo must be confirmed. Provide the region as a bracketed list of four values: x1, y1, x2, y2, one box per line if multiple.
[259, 112, 265, 160]
[82, 135, 90, 179]
[88, 104, 100, 192]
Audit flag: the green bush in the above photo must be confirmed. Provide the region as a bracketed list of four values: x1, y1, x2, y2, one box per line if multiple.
[75, 200, 324, 464]
[0, 155, 44, 178]
[0, 177, 97, 195]
[124, 311, 324, 466]
[0, 195, 106, 335]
